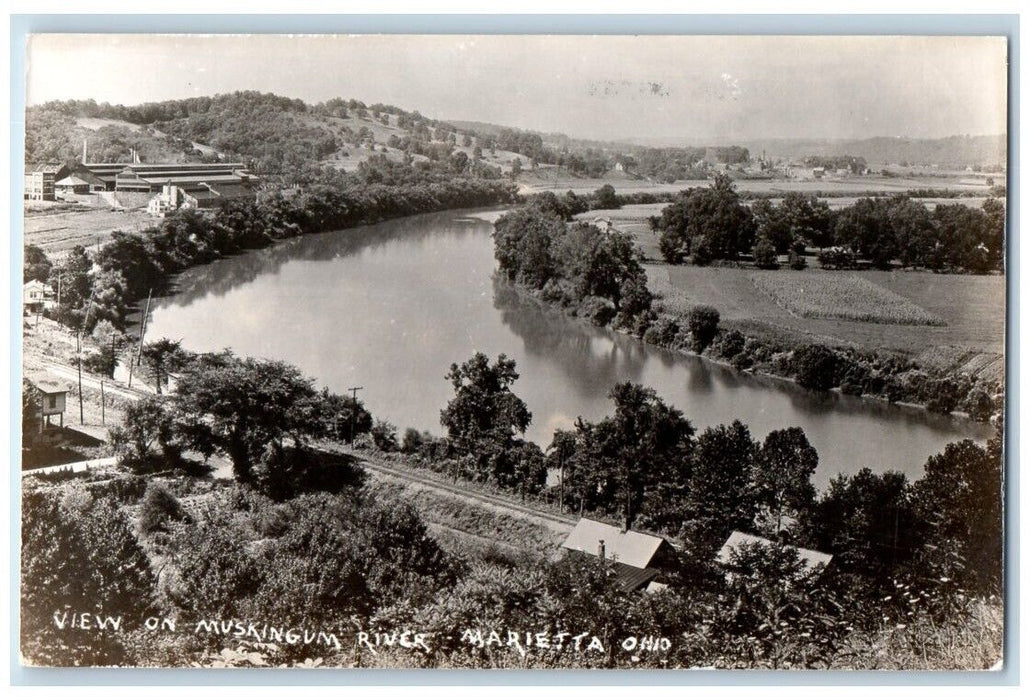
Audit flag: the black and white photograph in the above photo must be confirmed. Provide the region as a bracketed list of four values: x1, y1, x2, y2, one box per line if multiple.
[15, 28, 1010, 673]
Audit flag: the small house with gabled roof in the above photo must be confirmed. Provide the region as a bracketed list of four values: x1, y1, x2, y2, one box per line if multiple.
[25, 372, 72, 433]
[560, 517, 678, 592]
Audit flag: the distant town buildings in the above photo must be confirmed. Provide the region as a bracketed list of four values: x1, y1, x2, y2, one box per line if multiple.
[25, 158, 259, 212]
[24, 163, 68, 201]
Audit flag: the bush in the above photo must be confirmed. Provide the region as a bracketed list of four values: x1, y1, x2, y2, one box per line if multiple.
[685, 305, 721, 353]
[788, 250, 808, 270]
[753, 238, 779, 269]
[371, 420, 400, 452]
[963, 388, 995, 422]
[139, 483, 190, 535]
[642, 315, 680, 347]
[659, 232, 685, 264]
[712, 329, 746, 360]
[792, 344, 840, 391]
[579, 296, 617, 326]
[925, 378, 960, 415]
[691, 236, 713, 266]
[818, 246, 858, 270]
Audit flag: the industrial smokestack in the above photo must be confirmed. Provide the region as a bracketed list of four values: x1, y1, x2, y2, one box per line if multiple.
[82, 139, 87, 164]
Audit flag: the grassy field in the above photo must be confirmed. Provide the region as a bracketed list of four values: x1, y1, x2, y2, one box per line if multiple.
[750, 271, 947, 326]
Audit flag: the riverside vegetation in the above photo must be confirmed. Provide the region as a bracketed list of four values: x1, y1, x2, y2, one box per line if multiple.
[22, 341, 1002, 669]
[495, 184, 1004, 422]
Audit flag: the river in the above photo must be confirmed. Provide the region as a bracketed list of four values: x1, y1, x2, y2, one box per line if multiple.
[144, 209, 993, 489]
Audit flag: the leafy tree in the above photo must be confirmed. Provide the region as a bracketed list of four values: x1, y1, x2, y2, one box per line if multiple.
[981, 197, 1006, 271]
[577, 382, 694, 530]
[750, 427, 819, 535]
[685, 305, 720, 353]
[318, 387, 373, 443]
[911, 434, 1003, 594]
[21, 380, 45, 447]
[24, 244, 52, 283]
[52, 245, 93, 327]
[550, 222, 648, 313]
[657, 174, 756, 263]
[493, 207, 563, 287]
[109, 396, 180, 472]
[371, 419, 400, 451]
[792, 344, 839, 391]
[593, 183, 620, 210]
[441, 352, 530, 448]
[440, 352, 534, 487]
[683, 421, 759, 552]
[808, 469, 916, 583]
[140, 338, 190, 394]
[171, 351, 325, 483]
[752, 237, 779, 269]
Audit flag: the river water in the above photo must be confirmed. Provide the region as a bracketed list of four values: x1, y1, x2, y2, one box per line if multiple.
[144, 210, 993, 489]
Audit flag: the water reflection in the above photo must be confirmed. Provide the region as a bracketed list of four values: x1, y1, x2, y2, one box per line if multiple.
[146, 210, 993, 490]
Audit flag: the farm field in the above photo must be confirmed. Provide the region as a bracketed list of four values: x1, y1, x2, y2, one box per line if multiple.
[750, 271, 946, 326]
[647, 263, 1005, 357]
[24, 202, 154, 257]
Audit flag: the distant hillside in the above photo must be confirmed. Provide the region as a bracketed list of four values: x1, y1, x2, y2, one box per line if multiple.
[24, 108, 204, 166]
[632, 135, 1007, 169]
[27, 92, 753, 184]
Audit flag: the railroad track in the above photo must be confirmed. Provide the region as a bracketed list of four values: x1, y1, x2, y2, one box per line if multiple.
[320, 445, 579, 531]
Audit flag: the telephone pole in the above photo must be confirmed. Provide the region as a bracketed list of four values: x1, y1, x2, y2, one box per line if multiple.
[347, 386, 364, 444]
[128, 289, 152, 389]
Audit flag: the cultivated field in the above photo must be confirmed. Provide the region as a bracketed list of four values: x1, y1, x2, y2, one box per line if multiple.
[750, 271, 947, 326]
[23, 202, 154, 257]
[648, 263, 1005, 358]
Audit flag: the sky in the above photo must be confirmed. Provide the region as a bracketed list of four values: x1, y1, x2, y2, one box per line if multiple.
[25, 34, 1008, 142]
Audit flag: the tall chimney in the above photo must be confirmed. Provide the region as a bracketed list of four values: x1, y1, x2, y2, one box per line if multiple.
[82, 139, 87, 164]
[597, 539, 606, 562]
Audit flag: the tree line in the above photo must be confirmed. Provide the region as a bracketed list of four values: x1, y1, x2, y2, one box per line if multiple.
[656, 175, 1005, 273]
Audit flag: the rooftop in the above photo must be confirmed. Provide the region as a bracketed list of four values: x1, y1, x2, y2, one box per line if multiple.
[25, 373, 72, 395]
[560, 517, 669, 570]
[716, 531, 833, 572]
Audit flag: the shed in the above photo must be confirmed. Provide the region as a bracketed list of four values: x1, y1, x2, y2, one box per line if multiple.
[25, 372, 72, 432]
[560, 517, 678, 592]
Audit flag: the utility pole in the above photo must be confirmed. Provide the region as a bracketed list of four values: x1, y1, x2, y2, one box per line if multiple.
[347, 386, 363, 444]
[100, 381, 105, 426]
[128, 289, 152, 389]
[74, 288, 96, 426]
[77, 337, 84, 424]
